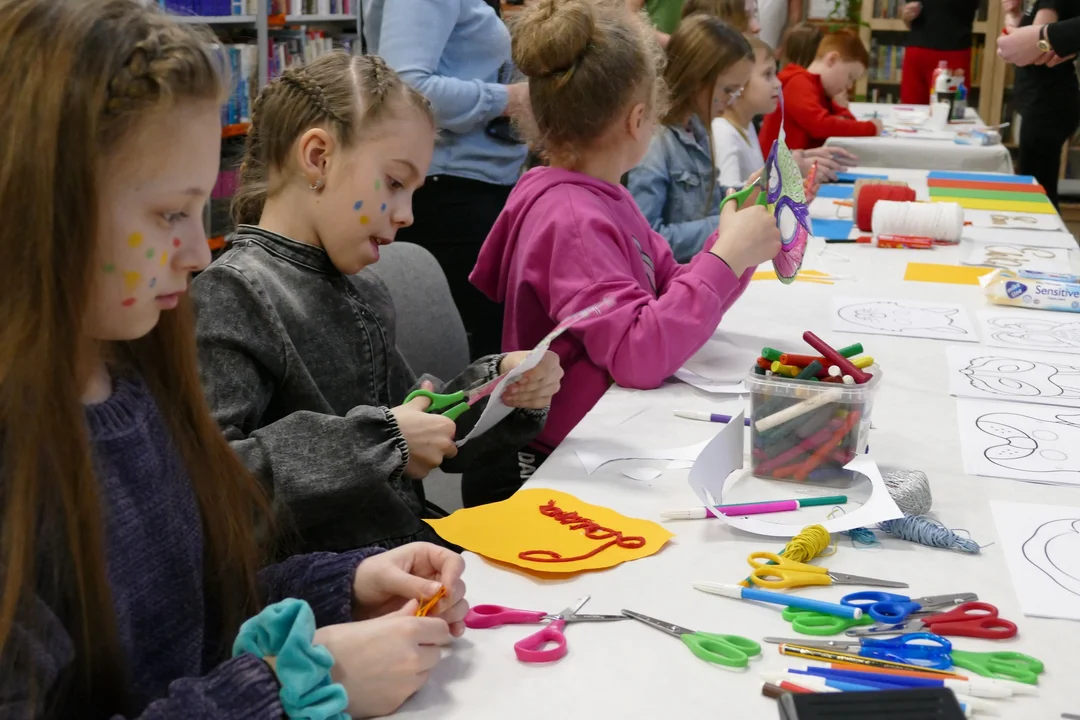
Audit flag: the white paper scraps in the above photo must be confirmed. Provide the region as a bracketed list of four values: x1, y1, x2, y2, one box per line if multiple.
[964, 210, 1065, 232]
[956, 398, 1080, 487]
[946, 345, 1080, 409]
[622, 467, 663, 482]
[672, 368, 747, 395]
[679, 330, 795, 386]
[686, 411, 745, 512]
[832, 296, 978, 342]
[716, 455, 904, 537]
[962, 225, 1078, 249]
[977, 308, 1080, 356]
[667, 460, 696, 470]
[990, 500, 1080, 622]
[456, 297, 613, 446]
[571, 436, 714, 475]
[958, 239, 1079, 275]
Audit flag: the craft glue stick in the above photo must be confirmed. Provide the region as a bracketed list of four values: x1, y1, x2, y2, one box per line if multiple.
[754, 389, 843, 432]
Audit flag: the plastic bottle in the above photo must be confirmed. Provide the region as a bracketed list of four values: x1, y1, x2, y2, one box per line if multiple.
[933, 66, 955, 122]
[930, 61, 949, 105]
[951, 70, 967, 121]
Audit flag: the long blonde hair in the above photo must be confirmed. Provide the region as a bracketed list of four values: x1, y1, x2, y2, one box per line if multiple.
[0, 0, 270, 714]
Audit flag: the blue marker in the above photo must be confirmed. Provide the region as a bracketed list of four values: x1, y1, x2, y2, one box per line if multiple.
[692, 582, 863, 620]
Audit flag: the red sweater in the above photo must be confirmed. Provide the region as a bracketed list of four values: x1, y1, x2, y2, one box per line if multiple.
[759, 64, 878, 151]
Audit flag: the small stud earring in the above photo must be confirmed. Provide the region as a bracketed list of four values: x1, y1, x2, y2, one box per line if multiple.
[310, 178, 324, 191]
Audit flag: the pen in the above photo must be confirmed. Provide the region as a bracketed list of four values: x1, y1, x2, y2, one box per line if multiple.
[661, 495, 848, 520]
[674, 410, 751, 426]
[693, 583, 863, 619]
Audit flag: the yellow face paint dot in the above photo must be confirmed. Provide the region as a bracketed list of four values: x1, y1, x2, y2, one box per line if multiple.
[127, 232, 144, 248]
[160, 251, 168, 266]
[359, 215, 370, 225]
[123, 271, 141, 292]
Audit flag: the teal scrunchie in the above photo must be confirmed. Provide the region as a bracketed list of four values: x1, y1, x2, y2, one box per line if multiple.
[233, 598, 349, 720]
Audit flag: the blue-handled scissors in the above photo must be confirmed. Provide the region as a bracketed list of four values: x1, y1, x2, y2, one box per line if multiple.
[762, 632, 953, 669]
[840, 591, 978, 624]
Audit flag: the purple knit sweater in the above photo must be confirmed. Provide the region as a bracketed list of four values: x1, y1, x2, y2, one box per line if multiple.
[0, 375, 380, 718]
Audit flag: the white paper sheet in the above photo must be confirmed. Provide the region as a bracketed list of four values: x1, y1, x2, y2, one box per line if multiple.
[832, 296, 979, 342]
[964, 210, 1066, 232]
[946, 345, 1080, 408]
[570, 436, 715, 475]
[977, 308, 1080, 356]
[961, 226, 1078, 249]
[958, 239, 1079, 275]
[677, 330, 795, 386]
[990, 500, 1080, 621]
[716, 455, 904, 537]
[622, 467, 663, 482]
[672, 368, 747, 395]
[956, 398, 1080, 487]
[686, 411, 745, 511]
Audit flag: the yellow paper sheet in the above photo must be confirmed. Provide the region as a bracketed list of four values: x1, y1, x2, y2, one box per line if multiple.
[425, 488, 673, 575]
[903, 262, 992, 285]
[931, 196, 1057, 214]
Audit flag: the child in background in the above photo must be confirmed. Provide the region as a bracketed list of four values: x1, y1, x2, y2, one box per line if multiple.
[627, 14, 757, 261]
[779, 20, 822, 68]
[759, 30, 883, 151]
[715, 35, 859, 186]
[470, 0, 780, 505]
[194, 54, 561, 543]
[0, 1, 470, 716]
[681, 0, 761, 33]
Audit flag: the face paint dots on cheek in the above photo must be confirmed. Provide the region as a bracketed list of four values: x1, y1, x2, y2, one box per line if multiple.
[359, 215, 370, 225]
[381, 203, 387, 213]
[127, 232, 144, 248]
[145, 248, 155, 259]
[374, 179, 381, 191]
[172, 237, 181, 248]
[353, 200, 364, 211]
[123, 271, 141, 293]
[149, 277, 157, 289]
[121, 298, 137, 308]
[102, 263, 116, 274]
[160, 251, 168, 266]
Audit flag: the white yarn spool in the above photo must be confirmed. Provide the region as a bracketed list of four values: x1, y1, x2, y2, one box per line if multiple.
[871, 200, 964, 242]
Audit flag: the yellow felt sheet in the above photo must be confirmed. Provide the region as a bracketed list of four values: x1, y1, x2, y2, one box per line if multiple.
[904, 262, 992, 285]
[425, 488, 673, 575]
[930, 196, 1057, 214]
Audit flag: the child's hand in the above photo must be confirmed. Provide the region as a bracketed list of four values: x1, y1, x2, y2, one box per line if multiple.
[870, 117, 884, 135]
[710, 201, 781, 276]
[391, 382, 458, 478]
[499, 350, 564, 409]
[797, 147, 858, 182]
[352, 542, 469, 634]
[313, 607, 452, 718]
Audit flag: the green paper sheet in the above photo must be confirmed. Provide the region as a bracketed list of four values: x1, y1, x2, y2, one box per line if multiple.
[928, 187, 1053, 204]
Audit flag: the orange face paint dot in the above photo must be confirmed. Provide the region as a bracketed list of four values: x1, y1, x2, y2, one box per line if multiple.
[160, 251, 168, 266]
[123, 271, 141, 292]
[127, 232, 143, 248]
[359, 215, 370, 225]
[121, 298, 136, 307]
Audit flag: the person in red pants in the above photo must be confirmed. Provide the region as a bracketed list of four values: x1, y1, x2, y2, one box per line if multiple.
[899, 0, 980, 105]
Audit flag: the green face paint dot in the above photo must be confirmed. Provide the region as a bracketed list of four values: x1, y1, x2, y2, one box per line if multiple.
[375, 179, 381, 191]
[103, 264, 115, 274]
[146, 248, 155, 259]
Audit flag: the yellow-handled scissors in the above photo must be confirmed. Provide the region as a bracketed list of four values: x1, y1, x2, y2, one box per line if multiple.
[747, 552, 909, 590]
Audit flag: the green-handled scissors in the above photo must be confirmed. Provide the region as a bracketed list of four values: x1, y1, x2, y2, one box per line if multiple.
[719, 173, 768, 212]
[621, 609, 761, 669]
[782, 607, 874, 636]
[403, 374, 505, 421]
[951, 649, 1045, 685]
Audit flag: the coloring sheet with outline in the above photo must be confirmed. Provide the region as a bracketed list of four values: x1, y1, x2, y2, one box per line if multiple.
[977, 308, 1080, 357]
[946, 345, 1080, 408]
[958, 239, 1079, 275]
[956, 398, 1080, 487]
[964, 210, 1065, 232]
[962, 227, 1079, 250]
[831, 296, 978, 342]
[989, 500, 1080, 621]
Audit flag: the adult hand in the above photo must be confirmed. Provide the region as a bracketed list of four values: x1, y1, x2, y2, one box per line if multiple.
[997, 24, 1051, 66]
[499, 350, 563, 409]
[901, 2, 921, 27]
[710, 201, 781, 276]
[390, 381, 458, 479]
[313, 605, 452, 718]
[504, 82, 531, 119]
[1047, 52, 1077, 67]
[1002, 0, 1022, 27]
[352, 542, 469, 635]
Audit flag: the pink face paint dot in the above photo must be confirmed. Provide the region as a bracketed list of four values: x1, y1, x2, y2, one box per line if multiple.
[353, 200, 364, 211]
[172, 237, 181, 248]
[121, 298, 136, 307]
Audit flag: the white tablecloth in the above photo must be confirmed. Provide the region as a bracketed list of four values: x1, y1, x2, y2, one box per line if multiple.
[396, 169, 1077, 720]
[824, 103, 1014, 174]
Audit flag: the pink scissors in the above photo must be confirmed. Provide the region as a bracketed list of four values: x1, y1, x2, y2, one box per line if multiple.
[465, 595, 625, 663]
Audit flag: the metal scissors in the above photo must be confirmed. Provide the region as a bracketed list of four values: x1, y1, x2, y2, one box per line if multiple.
[747, 551, 909, 590]
[763, 632, 953, 668]
[403, 374, 504, 421]
[840, 591, 978, 624]
[465, 596, 625, 663]
[781, 607, 875, 636]
[621, 609, 761, 669]
[846, 602, 1018, 640]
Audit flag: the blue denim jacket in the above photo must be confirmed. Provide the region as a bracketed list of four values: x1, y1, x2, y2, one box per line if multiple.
[627, 115, 729, 263]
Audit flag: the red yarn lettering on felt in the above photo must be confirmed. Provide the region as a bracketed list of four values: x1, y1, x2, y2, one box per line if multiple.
[519, 499, 646, 563]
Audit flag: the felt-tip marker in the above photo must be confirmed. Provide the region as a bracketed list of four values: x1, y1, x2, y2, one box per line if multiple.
[674, 410, 751, 426]
[661, 495, 848, 520]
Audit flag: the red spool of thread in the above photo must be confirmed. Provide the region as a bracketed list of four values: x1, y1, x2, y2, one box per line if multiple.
[855, 185, 916, 231]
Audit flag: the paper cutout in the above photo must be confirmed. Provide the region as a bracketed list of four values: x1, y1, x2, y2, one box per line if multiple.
[766, 94, 812, 282]
[931, 196, 1055, 214]
[622, 467, 662, 481]
[832, 296, 979, 342]
[963, 225, 1075, 249]
[959, 240, 1078, 275]
[572, 436, 713, 475]
[811, 218, 855, 241]
[928, 178, 1045, 193]
[456, 297, 613, 446]
[946, 345, 1080, 409]
[903, 262, 993, 286]
[978, 308, 1080, 356]
[956, 398, 1080, 487]
[991, 501, 1080, 621]
[673, 368, 747, 394]
[424, 488, 673, 574]
[965, 211, 1065, 232]
[687, 411, 745, 513]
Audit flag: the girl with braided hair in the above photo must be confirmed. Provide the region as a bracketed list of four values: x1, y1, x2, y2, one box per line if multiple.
[193, 52, 559, 548]
[0, 0, 473, 717]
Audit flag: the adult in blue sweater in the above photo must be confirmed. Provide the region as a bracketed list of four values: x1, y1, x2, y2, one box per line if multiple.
[0, 2, 468, 717]
[362, 0, 530, 358]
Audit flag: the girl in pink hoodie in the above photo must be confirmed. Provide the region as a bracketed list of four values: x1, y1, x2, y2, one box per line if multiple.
[468, 0, 781, 506]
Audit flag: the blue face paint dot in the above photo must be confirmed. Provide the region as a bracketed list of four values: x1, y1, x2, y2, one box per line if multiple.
[381, 203, 387, 212]
[353, 200, 364, 211]
[149, 277, 157, 288]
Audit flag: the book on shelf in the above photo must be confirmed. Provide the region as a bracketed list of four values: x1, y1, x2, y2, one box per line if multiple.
[872, 0, 989, 21]
[221, 43, 258, 126]
[868, 39, 985, 88]
[158, 0, 255, 15]
[269, 29, 359, 78]
[274, 0, 355, 15]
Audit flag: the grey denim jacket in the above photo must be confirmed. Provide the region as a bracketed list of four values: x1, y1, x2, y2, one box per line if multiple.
[193, 226, 545, 553]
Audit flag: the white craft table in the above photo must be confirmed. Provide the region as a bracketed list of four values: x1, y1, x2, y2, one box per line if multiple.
[824, 103, 1014, 175]
[397, 168, 1079, 720]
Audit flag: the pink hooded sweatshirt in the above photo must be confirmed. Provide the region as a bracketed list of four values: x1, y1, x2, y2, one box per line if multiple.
[470, 167, 754, 452]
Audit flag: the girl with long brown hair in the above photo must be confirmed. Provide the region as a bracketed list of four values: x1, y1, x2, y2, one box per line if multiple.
[0, 1, 468, 717]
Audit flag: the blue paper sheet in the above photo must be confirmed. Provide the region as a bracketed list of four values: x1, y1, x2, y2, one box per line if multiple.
[927, 171, 1037, 185]
[810, 218, 855, 240]
[835, 172, 889, 183]
[815, 184, 855, 199]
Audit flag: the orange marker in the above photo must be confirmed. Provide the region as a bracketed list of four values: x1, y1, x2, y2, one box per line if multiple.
[832, 200, 853, 207]
[416, 586, 447, 617]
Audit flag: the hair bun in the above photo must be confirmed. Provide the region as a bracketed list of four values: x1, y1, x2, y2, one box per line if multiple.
[513, 0, 597, 79]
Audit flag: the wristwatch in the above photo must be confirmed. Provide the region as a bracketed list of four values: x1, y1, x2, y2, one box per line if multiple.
[1038, 24, 1053, 53]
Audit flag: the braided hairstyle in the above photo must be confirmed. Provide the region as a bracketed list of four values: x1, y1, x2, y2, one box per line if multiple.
[233, 53, 434, 226]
